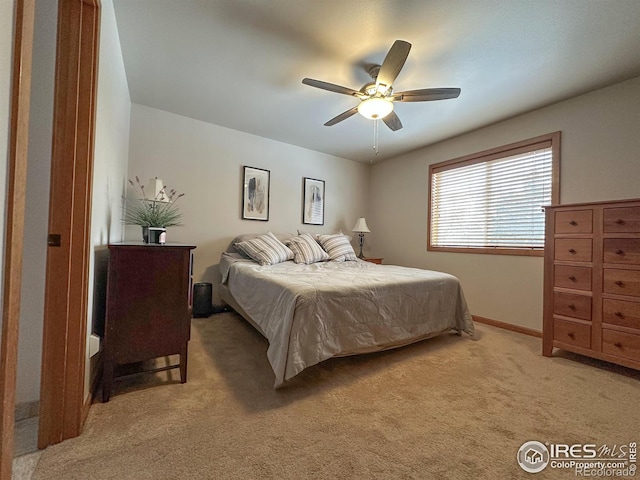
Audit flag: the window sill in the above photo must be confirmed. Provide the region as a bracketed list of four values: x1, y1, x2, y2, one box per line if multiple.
[427, 246, 544, 257]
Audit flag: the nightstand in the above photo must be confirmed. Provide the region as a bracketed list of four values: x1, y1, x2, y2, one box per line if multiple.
[363, 257, 383, 264]
[102, 242, 196, 402]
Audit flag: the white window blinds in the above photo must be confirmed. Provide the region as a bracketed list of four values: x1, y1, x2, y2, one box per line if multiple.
[430, 143, 553, 250]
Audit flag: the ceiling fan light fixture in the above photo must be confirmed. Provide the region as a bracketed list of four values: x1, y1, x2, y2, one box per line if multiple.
[376, 83, 390, 95]
[357, 97, 393, 120]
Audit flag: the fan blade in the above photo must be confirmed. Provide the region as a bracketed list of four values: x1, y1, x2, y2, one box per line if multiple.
[302, 78, 361, 97]
[324, 106, 359, 126]
[382, 111, 403, 131]
[393, 88, 461, 102]
[376, 40, 411, 92]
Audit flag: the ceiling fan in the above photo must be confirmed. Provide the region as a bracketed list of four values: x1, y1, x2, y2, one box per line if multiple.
[302, 40, 461, 132]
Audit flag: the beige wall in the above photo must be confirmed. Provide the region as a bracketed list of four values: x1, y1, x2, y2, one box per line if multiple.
[126, 104, 370, 302]
[370, 75, 640, 332]
[0, 0, 16, 355]
[15, 0, 57, 404]
[85, 0, 131, 399]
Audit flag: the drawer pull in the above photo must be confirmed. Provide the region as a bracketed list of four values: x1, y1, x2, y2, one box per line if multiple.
[615, 249, 625, 256]
[615, 281, 624, 287]
[568, 275, 577, 282]
[568, 248, 577, 254]
[614, 311, 625, 318]
[568, 304, 576, 311]
[569, 220, 578, 226]
[614, 342, 623, 348]
[567, 332, 575, 339]
[615, 219, 625, 225]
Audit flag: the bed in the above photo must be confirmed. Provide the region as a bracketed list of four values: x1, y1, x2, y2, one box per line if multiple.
[219, 233, 474, 388]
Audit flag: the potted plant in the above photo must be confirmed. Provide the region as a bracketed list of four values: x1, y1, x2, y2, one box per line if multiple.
[124, 176, 185, 244]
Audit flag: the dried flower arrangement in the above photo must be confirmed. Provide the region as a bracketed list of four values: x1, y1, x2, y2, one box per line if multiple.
[124, 176, 185, 228]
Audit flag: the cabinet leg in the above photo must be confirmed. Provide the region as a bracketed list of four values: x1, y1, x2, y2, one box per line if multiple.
[542, 340, 553, 357]
[179, 343, 188, 384]
[102, 359, 114, 403]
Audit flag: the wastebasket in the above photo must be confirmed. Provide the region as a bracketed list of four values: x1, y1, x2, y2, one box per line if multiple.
[192, 282, 213, 317]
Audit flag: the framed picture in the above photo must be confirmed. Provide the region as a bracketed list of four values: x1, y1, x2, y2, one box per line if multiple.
[242, 166, 270, 221]
[303, 177, 325, 225]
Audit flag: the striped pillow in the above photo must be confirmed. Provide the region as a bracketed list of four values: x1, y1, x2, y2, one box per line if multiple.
[234, 232, 294, 266]
[286, 233, 329, 264]
[318, 233, 357, 262]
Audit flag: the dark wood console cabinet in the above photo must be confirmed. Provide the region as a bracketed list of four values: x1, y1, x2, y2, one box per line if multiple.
[102, 242, 196, 402]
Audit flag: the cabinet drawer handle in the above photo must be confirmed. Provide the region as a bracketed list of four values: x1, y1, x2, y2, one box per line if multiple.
[614, 342, 623, 348]
[615, 249, 625, 256]
[615, 219, 625, 225]
[615, 281, 624, 287]
[614, 311, 625, 318]
[567, 332, 575, 339]
[569, 220, 577, 226]
[568, 304, 576, 311]
[568, 248, 577, 254]
[568, 275, 577, 282]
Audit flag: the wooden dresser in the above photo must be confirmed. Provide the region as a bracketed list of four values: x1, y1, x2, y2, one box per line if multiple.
[543, 198, 640, 370]
[102, 242, 196, 401]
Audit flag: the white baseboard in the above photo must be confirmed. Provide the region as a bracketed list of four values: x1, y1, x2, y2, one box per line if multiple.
[89, 333, 101, 357]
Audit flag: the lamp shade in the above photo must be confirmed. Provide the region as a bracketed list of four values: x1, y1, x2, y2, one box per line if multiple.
[352, 217, 371, 233]
[357, 97, 393, 120]
[147, 177, 169, 202]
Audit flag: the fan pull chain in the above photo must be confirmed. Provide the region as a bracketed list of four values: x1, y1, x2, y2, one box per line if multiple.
[373, 119, 380, 155]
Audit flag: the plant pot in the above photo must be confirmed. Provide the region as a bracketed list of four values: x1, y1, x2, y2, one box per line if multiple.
[142, 226, 166, 244]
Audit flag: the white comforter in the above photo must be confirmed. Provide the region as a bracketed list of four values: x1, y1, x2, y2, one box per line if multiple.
[221, 254, 474, 388]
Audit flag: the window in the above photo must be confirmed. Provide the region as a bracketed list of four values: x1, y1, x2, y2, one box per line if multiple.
[428, 132, 560, 256]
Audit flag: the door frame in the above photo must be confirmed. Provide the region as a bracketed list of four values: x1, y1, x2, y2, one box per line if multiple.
[38, 0, 100, 448]
[0, 0, 35, 477]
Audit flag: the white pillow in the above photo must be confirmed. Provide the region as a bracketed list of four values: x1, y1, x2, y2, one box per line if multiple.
[317, 233, 357, 262]
[234, 232, 294, 266]
[286, 233, 329, 264]
[227, 232, 294, 253]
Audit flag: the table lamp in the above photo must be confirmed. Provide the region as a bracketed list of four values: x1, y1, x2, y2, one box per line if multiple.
[352, 217, 371, 259]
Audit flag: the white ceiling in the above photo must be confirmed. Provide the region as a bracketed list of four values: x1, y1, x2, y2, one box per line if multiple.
[112, 0, 640, 163]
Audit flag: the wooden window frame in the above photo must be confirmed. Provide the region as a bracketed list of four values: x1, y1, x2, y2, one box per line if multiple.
[427, 132, 561, 257]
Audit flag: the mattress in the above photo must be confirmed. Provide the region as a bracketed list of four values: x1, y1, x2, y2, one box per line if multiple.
[220, 252, 474, 387]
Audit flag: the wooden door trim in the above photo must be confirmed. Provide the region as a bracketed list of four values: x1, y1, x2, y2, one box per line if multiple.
[38, 0, 100, 448]
[0, 0, 35, 476]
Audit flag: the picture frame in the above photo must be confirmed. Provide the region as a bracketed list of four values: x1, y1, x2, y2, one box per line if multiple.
[302, 177, 325, 225]
[242, 166, 270, 221]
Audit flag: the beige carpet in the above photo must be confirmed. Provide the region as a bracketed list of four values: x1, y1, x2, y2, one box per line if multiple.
[33, 313, 640, 479]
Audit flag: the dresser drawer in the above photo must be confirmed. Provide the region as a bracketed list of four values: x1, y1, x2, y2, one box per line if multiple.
[553, 292, 592, 320]
[602, 329, 640, 362]
[554, 265, 592, 291]
[603, 239, 640, 265]
[603, 299, 640, 329]
[554, 238, 592, 262]
[554, 318, 591, 349]
[604, 269, 640, 297]
[555, 210, 593, 234]
[604, 206, 640, 233]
